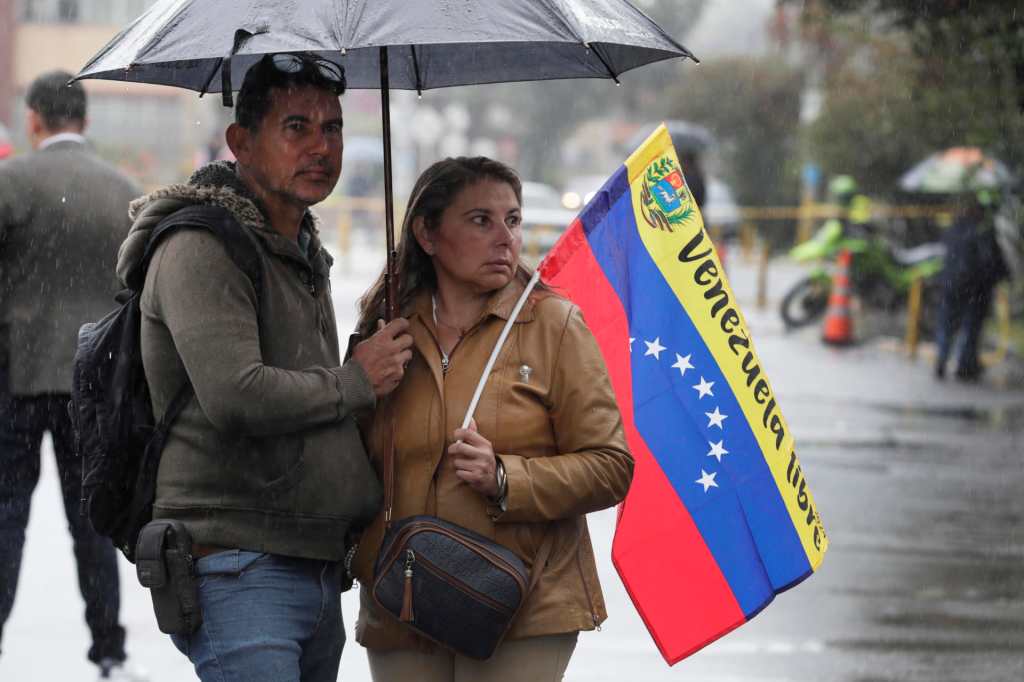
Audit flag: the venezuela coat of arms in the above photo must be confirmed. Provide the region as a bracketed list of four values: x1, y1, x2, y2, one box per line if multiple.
[640, 156, 697, 232]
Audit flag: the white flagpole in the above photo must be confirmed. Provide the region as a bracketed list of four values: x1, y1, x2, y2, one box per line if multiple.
[461, 269, 542, 429]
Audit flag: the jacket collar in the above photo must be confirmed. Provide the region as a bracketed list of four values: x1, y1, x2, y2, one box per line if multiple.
[39, 132, 88, 150]
[404, 273, 543, 405]
[408, 273, 538, 330]
[185, 161, 326, 271]
[122, 161, 332, 281]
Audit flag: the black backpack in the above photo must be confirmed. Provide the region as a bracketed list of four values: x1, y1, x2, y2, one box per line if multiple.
[70, 205, 262, 562]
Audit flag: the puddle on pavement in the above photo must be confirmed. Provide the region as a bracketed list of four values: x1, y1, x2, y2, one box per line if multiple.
[870, 402, 1024, 428]
[873, 611, 1024, 633]
[828, 637, 1022, 654]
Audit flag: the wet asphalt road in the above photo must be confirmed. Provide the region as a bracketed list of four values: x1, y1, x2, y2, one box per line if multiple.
[1, 243, 1021, 681]
[601, 257, 1024, 682]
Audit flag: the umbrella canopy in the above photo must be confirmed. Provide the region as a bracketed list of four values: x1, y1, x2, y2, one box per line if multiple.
[77, 0, 695, 94]
[899, 146, 1015, 194]
[75, 0, 696, 318]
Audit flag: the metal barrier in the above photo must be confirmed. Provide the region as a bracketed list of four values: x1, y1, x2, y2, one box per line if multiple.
[319, 195, 1011, 366]
[987, 286, 1013, 366]
[318, 195, 560, 268]
[904, 277, 924, 359]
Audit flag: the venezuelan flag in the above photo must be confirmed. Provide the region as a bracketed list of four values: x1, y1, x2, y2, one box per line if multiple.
[538, 125, 828, 664]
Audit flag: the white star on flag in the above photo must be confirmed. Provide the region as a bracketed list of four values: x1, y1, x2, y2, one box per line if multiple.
[695, 469, 718, 492]
[671, 353, 694, 377]
[644, 337, 666, 360]
[692, 376, 714, 399]
[705, 407, 728, 429]
[629, 337, 636, 351]
[707, 440, 729, 462]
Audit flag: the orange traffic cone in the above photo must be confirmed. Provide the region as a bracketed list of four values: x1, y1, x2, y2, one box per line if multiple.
[822, 249, 854, 345]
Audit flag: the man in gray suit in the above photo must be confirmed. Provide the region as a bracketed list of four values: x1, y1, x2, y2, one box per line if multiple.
[0, 71, 146, 680]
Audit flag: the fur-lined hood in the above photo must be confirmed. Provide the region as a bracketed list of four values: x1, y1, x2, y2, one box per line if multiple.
[116, 160, 323, 286]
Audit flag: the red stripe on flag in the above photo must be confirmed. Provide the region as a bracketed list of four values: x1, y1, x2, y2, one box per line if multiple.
[542, 221, 746, 664]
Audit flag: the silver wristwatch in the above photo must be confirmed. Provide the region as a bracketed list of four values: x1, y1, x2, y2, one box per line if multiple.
[493, 459, 509, 512]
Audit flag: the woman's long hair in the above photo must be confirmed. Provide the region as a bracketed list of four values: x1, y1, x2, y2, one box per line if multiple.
[356, 156, 547, 339]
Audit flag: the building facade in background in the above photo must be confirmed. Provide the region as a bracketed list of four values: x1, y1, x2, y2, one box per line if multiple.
[2, 0, 223, 184]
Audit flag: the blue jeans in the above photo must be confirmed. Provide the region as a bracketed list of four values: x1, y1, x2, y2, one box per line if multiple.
[171, 551, 345, 682]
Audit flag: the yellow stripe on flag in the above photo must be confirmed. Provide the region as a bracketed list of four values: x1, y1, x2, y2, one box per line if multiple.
[625, 125, 828, 568]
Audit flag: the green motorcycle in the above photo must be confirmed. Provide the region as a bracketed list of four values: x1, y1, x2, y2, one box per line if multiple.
[780, 218, 946, 330]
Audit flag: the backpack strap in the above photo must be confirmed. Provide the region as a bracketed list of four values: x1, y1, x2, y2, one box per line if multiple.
[129, 204, 263, 302]
[122, 204, 266, 536]
[124, 380, 194, 537]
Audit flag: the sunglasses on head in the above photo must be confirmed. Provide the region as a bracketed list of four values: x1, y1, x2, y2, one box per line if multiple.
[270, 53, 346, 89]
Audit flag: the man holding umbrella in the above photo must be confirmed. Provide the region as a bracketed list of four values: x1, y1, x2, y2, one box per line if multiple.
[117, 54, 412, 681]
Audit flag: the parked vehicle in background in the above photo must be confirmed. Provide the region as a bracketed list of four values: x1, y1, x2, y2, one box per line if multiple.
[560, 174, 609, 212]
[521, 181, 578, 257]
[780, 216, 945, 330]
[702, 176, 740, 239]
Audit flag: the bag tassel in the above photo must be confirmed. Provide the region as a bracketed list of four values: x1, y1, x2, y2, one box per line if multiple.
[400, 550, 415, 622]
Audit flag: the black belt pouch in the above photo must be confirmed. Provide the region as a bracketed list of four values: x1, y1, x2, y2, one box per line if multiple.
[135, 520, 202, 635]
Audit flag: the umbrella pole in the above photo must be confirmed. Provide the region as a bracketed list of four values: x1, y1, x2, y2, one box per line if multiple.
[380, 46, 398, 322]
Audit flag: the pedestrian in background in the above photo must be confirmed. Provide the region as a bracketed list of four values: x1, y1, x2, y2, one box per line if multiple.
[0, 71, 145, 680]
[352, 157, 634, 681]
[934, 190, 1010, 381]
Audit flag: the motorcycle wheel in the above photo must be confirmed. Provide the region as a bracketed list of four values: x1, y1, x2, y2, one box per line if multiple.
[780, 276, 831, 329]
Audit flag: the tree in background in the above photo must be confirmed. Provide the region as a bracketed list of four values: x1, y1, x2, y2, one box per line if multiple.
[440, 0, 707, 185]
[785, 0, 1024, 197]
[659, 57, 804, 208]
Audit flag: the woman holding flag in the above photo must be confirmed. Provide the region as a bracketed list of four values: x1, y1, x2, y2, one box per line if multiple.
[351, 157, 634, 681]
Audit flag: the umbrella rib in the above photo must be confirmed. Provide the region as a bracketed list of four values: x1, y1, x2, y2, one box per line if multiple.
[410, 45, 422, 96]
[198, 57, 224, 98]
[588, 43, 621, 85]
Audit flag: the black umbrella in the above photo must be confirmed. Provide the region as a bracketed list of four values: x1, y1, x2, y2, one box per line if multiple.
[74, 0, 696, 318]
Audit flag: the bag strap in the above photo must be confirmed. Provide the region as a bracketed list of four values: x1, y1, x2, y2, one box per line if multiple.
[381, 412, 555, 596]
[132, 203, 264, 436]
[526, 530, 555, 596]
[129, 204, 263, 302]
[380, 270, 554, 595]
[122, 205, 263, 548]
[133, 203, 264, 443]
[383, 413, 396, 528]
[382, 271, 542, 528]
[123, 382, 194, 546]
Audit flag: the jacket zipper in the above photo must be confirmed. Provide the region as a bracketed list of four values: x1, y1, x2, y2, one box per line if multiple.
[299, 266, 330, 336]
[381, 522, 527, 595]
[575, 537, 601, 630]
[439, 335, 466, 376]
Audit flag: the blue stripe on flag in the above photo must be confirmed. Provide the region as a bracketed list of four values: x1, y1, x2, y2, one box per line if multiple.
[578, 167, 812, 613]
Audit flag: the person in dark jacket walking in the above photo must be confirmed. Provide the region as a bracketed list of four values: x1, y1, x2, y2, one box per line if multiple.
[934, 191, 1010, 381]
[116, 54, 412, 682]
[0, 71, 145, 679]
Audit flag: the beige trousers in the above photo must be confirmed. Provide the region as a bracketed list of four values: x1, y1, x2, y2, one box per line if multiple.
[366, 633, 579, 682]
